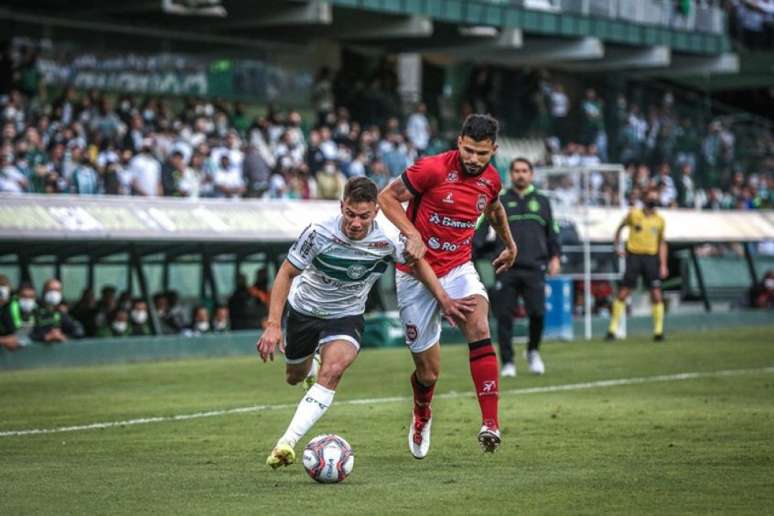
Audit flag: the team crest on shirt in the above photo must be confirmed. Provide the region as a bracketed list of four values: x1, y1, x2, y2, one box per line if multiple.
[528, 199, 540, 212]
[405, 324, 418, 342]
[346, 263, 368, 279]
[447, 170, 459, 182]
[476, 194, 487, 213]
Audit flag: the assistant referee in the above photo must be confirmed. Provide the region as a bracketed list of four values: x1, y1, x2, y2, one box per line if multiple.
[490, 158, 560, 376]
[607, 186, 668, 341]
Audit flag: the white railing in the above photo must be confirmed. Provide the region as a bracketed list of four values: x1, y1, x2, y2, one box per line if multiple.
[502, 0, 726, 34]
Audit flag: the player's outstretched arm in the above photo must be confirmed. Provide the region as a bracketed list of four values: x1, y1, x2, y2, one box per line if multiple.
[486, 199, 518, 274]
[378, 179, 426, 263]
[411, 258, 476, 327]
[257, 260, 302, 362]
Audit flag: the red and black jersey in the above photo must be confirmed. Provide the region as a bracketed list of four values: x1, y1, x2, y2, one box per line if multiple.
[397, 150, 502, 278]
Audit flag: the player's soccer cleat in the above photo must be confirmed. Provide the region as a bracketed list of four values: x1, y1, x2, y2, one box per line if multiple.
[526, 350, 545, 375]
[303, 353, 321, 391]
[604, 331, 616, 341]
[478, 425, 501, 453]
[500, 362, 516, 378]
[408, 415, 432, 459]
[266, 442, 296, 469]
[653, 334, 665, 342]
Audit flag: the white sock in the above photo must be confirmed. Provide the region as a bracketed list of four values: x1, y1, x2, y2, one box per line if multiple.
[307, 355, 320, 379]
[279, 383, 335, 448]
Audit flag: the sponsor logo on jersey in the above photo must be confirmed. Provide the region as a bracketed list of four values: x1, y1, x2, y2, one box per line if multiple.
[447, 170, 459, 183]
[297, 227, 317, 259]
[427, 236, 470, 252]
[476, 194, 487, 213]
[428, 212, 476, 229]
[405, 324, 418, 342]
[368, 240, 390, 249]
[346, 263, 368, 279]
[442, 192, 454, 204]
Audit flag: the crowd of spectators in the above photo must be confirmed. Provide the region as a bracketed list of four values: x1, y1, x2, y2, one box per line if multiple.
[727, 0, 774, 50]
[0, 270, 281, 350]
[531, 78, 773, 210]
[0, 74, 442, 200]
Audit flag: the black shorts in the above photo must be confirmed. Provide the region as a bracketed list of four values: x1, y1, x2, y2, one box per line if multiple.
[492, 269, 546, 318]
[622, 253, 661, 289]
[283, 305, 364, 364]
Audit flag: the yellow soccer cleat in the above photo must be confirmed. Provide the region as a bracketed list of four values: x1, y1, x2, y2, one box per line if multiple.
[266, 442, 296, 470]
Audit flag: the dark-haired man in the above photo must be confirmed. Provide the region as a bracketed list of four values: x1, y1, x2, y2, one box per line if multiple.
[487, 158, 560, 377]
[258, 177, 473, 470]
[379, 114, 518, 456]
[607, 187, 668, 341]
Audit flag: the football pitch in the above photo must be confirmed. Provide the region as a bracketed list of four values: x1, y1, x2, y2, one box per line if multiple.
[1, 326, 773, 515]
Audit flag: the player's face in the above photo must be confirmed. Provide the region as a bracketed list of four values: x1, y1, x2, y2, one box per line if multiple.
[457, 136, 497, 176]
[340, 200, 378, 240]
[510, 161, 533, 190]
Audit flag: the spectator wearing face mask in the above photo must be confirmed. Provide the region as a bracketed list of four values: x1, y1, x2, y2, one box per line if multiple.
[96, 308, 132, 338]
[31, 278, 80, 343]
[315, 160, 346, 200]
[212, 304, 230, 333]
[0, 274, 20, 350]
[129, 299, 152, 336]
[188, 305, 211, 335]
[5, 282, 37, 346]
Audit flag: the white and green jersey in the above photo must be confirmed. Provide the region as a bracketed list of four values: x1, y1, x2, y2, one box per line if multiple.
[286, 215, 406, 318]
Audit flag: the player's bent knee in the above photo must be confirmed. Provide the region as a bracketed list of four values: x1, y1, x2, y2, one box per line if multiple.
[417, 369, 439, 386]
[318, 362, 347, 388]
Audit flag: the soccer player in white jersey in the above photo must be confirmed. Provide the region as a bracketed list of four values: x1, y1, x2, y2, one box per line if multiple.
[258, 177, 474, 469]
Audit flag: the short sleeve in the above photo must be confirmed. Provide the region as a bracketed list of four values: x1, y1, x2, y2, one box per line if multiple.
[287, 224, 322, 271]
[400, 158, 441, 196]
[391, 233, 408, 265]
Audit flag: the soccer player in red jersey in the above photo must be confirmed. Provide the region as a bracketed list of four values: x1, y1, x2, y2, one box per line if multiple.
[378, 114, 517, 456]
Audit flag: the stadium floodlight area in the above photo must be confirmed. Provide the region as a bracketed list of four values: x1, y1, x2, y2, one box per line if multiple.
[534, 164, 628, 340]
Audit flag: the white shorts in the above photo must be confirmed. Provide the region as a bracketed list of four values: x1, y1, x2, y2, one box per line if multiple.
[396, 261, 488, 354]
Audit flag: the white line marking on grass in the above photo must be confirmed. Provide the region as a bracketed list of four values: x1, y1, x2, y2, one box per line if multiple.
[2, 366, 772, 438]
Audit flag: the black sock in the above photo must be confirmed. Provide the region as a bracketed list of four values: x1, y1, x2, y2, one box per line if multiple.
[528, 315, 544, 352]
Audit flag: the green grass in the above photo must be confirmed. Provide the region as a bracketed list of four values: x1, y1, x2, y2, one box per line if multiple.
[1, 327, 774, 515]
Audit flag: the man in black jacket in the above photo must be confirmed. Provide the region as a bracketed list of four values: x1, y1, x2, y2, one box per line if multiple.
[490, 158, 560, 376]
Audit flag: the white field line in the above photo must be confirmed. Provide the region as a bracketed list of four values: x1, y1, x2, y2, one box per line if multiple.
[2, 366, 773, 438]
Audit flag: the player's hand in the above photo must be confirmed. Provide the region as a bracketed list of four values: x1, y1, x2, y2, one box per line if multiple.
[492, 245, 517, 275]
[257, 322, 284, 362]
[403, 233, 427, 264]
[660, 264, 669, 279]
[614, 243, 625, 257]
[548, 256, 561, 276]
[439, 296, 477, 327]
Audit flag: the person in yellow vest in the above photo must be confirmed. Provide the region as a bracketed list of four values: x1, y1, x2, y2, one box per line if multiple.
[606, 187, 668, 341]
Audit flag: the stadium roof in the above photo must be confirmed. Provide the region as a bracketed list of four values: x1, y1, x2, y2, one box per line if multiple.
[1, 195, 772, 258]
[0, 0, 748, 80]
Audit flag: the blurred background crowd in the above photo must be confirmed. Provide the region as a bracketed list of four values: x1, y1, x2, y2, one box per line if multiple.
[1, 44, 771, 211]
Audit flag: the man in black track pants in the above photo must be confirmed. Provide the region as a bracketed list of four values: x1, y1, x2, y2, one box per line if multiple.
[489, 158, 560, 376]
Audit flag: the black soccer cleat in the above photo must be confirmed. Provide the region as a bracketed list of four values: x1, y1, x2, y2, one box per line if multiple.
[604, 331, 616, 342]
[653, 334, 665, 342]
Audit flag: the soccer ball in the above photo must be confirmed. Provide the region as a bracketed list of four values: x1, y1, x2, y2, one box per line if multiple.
[302, 434, 354, 483]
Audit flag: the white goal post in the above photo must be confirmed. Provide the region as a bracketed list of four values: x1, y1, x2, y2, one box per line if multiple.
[533, 164, 628, 340]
